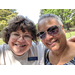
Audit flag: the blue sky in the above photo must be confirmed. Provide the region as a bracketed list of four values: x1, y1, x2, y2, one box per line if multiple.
[17, 9, 41, 24]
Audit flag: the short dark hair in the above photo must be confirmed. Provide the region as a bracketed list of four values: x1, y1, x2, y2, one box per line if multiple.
[2, 15, 37, 44]
[38, 14, 63, 25]
[37, 14, 63, 32]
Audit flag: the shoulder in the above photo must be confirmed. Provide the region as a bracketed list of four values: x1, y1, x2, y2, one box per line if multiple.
[68, 42, 75, 50]
[28, 42, 39, 57]
[0, 44, 6, 50]
[0, 44, 10, 52]
[31, 42, 37, 49]
[31, 41, 46, 49]
[68, 41, 75, 57]
[36, 41, 47, 49]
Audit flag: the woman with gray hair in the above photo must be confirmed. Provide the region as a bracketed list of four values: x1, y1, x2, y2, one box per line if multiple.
[37, 14, 75, 65]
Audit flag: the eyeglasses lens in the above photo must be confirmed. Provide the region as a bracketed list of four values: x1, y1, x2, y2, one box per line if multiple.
[38, 26, 59, 39]
[40, 32, 45, 39]
[48, 26, 59, 36]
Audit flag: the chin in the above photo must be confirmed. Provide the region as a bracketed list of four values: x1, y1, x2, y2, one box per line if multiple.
[49, 47, 59, 51]
[51, 49, 59, 52]
[12, 50, 25, 56]
[14, 52, 25, 56]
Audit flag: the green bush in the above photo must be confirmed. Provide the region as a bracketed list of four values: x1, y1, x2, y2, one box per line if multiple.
[0, 32, 2, 38]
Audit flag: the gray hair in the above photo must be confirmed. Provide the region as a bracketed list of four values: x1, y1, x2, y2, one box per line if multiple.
[37, 14, 63, 32]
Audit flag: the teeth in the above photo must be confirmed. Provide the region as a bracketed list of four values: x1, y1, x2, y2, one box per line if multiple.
[18, 45, 25, 46]
[48, 43, 52, 44]
[48, 42, 54, 44]
[15, 44, 25, 47]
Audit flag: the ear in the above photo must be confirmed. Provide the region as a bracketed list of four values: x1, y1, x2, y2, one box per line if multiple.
[62, 25, 64, 29]
[62, 25, 65, 33]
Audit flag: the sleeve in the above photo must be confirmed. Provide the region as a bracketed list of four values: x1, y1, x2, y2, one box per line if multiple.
[0, 44, 5, 65]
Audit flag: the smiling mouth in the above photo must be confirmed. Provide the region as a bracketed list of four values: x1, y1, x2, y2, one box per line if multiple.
[47, 39, 58, 45]
[15, 44, 26, 47]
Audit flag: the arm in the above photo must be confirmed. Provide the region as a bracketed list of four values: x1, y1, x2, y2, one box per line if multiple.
[68, 36, 75, 42]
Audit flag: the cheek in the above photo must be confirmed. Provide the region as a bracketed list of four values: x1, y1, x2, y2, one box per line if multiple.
[27, 40, 32, 46]
[8, 38, 16, 51]
[8, 37, 16, 44]
[41, 40, 46, 46]
[56, 32, 66, 47]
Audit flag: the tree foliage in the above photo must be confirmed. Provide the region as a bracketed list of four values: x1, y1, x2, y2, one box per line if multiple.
[0, 9, 18, 31]
[40, 9, 75, 30]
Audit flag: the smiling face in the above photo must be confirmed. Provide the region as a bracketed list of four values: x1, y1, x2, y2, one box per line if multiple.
[38, 17, 66, 52]
[8, 29, 32, 56]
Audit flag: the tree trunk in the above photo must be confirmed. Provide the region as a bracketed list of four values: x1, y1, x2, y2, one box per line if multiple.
[66, 24, 70, 30]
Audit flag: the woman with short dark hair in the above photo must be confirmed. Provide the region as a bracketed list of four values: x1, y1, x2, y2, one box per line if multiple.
[3, 15, 37, 44]
[0, 15, 46, 65]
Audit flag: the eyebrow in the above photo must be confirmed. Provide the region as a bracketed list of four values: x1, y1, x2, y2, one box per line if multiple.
[12, 31, 31, 35]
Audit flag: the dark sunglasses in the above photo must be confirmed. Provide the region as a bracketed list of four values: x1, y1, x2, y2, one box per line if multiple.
[37, 25, 61, 40]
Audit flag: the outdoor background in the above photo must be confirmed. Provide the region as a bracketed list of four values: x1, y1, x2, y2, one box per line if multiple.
[0, 9, 75, 45]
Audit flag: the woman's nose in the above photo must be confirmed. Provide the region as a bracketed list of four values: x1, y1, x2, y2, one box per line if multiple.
[17, 36, 25, 42]
[45, 33, 53, 40]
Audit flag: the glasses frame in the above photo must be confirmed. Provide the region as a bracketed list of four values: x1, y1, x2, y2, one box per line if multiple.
[10, 33, 33, 41]
[37, 25, 62, 40]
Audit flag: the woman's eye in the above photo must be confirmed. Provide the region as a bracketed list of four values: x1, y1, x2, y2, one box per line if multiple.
[14, 34, 19, 36]
[24, 35, 30, 37]
[24, 35, 31, 38]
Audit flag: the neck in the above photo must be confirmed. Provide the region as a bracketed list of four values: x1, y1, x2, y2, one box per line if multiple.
[50, 41, 69, 57]
[52, 50, 63, 56]
[49, 41, 71, 65]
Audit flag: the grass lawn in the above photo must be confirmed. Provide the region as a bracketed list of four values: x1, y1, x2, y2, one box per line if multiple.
[66, 31, 75, 39]
[0, 31, 75, 45]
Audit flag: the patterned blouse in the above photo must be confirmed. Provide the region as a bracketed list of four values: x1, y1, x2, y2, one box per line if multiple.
[45, 49, 75, 65]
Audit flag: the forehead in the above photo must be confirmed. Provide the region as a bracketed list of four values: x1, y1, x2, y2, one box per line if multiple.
[38, 17, 59, 31]
[15, 28, 31, 34]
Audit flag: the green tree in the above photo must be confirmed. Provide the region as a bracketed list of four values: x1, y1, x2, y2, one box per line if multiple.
[40, 9, 75, 30]
[0, 9, 18, 31]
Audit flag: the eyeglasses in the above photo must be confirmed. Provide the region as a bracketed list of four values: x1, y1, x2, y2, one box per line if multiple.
[37, 25, 61, 40]
[11, 33, 33, 41]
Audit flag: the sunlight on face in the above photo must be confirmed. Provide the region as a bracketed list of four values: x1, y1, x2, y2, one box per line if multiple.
[38, 18, 66, 52]
[8, 29, 32, 55]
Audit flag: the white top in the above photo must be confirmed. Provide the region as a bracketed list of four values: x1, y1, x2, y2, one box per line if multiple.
[0, 42, 46, 65]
